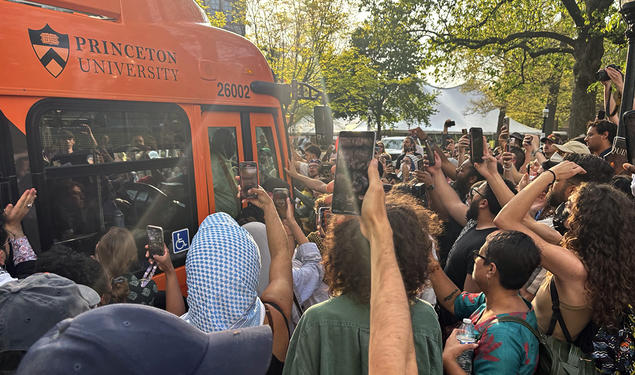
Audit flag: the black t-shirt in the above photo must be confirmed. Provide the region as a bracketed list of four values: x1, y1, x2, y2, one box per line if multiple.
[437, 217, 464, 269]
[443, 223, 497, 290]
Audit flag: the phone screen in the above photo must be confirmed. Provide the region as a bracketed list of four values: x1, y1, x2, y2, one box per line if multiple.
[332, 131, 376, 215]
[273, 188, 289, 219]
[469, 127, 484, 163]
[147, 225, 164, 257]
[239, 161, 259, 198]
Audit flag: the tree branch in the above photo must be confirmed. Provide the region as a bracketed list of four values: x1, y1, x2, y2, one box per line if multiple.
[441, 30, 576, 48]
[561, 0, 586, 29]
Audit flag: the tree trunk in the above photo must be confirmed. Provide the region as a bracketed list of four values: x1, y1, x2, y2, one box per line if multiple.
[545, 76, 560, 134]
[569, 35, 604, 137]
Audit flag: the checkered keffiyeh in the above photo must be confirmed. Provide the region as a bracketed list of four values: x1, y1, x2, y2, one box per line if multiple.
[186, 213, 263, 332]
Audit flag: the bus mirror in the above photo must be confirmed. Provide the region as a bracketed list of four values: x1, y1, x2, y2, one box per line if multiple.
[250, 81, 291, 106]
[314, 105, 333, 146]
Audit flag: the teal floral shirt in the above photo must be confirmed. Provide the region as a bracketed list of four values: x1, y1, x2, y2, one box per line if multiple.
[454, 292, 539, 374]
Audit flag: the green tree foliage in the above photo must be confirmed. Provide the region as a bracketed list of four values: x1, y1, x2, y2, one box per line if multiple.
[194, 0, 228, 28]
[323, 10, 437, 135]
[242, 0, 352, 126]
[374, 0, 626, 136]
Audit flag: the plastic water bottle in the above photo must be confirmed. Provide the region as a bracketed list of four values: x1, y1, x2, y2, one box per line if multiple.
[456, 318, 477, 374]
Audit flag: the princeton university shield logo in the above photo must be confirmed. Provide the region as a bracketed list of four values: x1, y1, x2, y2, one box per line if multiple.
[28, 24, 69, 78]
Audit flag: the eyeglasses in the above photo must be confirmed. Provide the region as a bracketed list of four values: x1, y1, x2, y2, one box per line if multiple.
[469, 187, 483, 200]
[472, 249, 487, 262]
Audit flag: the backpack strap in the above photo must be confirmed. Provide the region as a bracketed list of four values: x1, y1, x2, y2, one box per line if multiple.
[546, 278, 574, 343]
[496, 315, 542, 341]
[293, 292, 304, 317]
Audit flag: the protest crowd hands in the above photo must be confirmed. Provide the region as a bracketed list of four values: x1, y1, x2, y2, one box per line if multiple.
[550, 161, 586, 181]
[3, 188, 36, 237]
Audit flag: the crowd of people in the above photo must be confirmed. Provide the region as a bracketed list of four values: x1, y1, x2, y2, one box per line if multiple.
[1, 110, 635, 374]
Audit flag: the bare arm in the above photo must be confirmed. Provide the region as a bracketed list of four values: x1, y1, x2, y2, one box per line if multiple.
[285, 161, 328, 193]
[364, 160, 417, 375]
[427, 261, 461, 315]
[429, 152, 468, 226]
[245, 187, 293, 319]
[494, 162, 587, 282]
[433, 144, 458, 180]
[148, 245, 185, 316]
[473, 152, 515, 206]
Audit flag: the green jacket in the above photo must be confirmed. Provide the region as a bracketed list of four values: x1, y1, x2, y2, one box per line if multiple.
[283, 295, 443, 375]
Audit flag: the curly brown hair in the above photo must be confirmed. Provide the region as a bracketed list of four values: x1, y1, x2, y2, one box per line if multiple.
[562, 183, 635, 328]
[323, 193, 441, 304]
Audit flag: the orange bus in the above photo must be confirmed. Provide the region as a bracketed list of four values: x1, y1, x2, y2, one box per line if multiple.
[0, 0, 299, 294]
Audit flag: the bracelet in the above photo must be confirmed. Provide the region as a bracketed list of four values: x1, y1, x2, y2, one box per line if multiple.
[546, 169, 557, 184]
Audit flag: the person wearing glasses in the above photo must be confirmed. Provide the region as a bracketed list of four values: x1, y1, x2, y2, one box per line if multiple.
[428, 231, 541, 375]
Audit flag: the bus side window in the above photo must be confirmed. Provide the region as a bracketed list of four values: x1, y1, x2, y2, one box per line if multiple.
[208, 127, 240, 219]
[255, 127, 280, 183]
[33, 103, 194, 262]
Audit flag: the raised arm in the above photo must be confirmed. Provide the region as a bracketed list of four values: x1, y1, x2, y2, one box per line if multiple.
[148, 244, 185, 316]
[473, 147, 515, 207]
[3, 189, 38, 278]
[285, 160, 328, 193]
[363, 160, 417, 375]
[428, 151, 468, 226]
[244, 187, 293, 318]
[494, 162, 587, 281]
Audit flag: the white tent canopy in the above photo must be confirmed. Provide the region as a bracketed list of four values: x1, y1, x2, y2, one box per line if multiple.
[290, 84, 541, 135]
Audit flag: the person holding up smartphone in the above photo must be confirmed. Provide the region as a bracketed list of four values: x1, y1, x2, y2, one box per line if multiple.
[145, 241, 185, 317]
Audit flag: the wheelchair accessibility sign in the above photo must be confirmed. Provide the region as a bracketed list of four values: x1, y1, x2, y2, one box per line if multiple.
[171, 229, 190, 254]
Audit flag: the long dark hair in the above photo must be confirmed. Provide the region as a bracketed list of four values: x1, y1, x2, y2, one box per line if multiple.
[563, 183, 635, 328]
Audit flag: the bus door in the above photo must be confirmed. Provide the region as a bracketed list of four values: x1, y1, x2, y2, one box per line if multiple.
[24, 99, 198, 271]
[250, 112, 285, 183]
[202, 111, 244, 219]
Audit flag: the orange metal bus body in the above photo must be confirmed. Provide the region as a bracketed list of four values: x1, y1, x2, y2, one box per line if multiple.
[0, 0, 290, 296]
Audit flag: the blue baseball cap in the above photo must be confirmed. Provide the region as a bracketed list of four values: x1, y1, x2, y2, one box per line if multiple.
[16, 304, 272, 375]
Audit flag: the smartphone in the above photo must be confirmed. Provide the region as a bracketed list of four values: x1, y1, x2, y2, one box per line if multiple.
[423, 139, 435, 166]
[417, 158, 425, 171]
[147, 225, 164, 257]
[239, 161, 259, 198]
[461, 129, 467, 136]
[273, 188, 289, 219]
[317, 207, 332, 233]
[469, 127, 484, 163]
[332, 131, 376, 215]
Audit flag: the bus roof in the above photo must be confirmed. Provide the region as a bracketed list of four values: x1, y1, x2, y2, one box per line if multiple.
[0, 0, 279, 107]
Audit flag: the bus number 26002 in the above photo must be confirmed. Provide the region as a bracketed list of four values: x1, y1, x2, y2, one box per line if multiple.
[217, 82, 251, 99]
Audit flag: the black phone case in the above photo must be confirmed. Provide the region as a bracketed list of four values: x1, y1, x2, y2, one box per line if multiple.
[332, 131, 376, 215]
[470, 128, 484, 163]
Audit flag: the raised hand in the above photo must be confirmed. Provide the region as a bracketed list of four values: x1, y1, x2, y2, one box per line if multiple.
[145, 244, 174, 273]
[3, 188, 37, 236]
[360, 159, 388, 240]
[550, 161, 586, 181]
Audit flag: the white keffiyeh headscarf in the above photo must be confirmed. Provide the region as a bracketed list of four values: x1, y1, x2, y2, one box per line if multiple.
[185, 213, 264, 332]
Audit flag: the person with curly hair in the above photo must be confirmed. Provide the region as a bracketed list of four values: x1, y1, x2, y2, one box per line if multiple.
[283, 193, 444, 375]
[495, 161, 635, 343]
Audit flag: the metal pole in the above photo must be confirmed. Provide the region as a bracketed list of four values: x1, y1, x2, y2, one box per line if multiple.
[619, 2, 635, 135]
